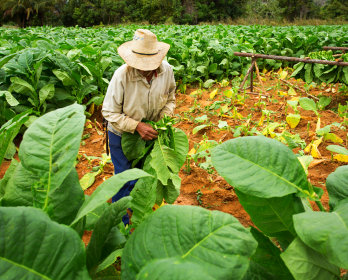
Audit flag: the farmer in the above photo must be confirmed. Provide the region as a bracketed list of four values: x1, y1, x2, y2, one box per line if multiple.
[102, 29, 176, 224]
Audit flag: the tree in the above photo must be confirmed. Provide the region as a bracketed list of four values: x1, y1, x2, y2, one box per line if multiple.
[320, 0, 348, 20]
[0, 0, 53, 27]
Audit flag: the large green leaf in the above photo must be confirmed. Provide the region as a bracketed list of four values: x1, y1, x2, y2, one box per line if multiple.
[10, 77, 35, 94]
[1, 162, 38, 207]
[121, 132, 146, 161]
[130, 176, 158, 227]
[163, 173, 181, 203]
[0, 90, 19, 106]
[0, 207, 89, 279]
[326, 145, 348, 155]
[18, 51, 33, 71]
[71, 168, 151, 225]
[39, 84, 55, 105]
[236, 190, 303, 243]
[0, 159, 19, 202]
[136, 259, 215, 280]
[86, 197, 130, 275]
[53, 70, 76, 86]
[2, 165, 84, 226]
[0, 110, 30, 167]
[173, 127, 189, 166]
[243, 228, 294, 280]
[18, 104, 85, 212]
[326, 165, 348, 210]
[122, 205, 257, 280]
[0, 53, 17, 68]
[291, 62, 304, 77]
[85, 197, 109, 230]
[149, 139, 181, 185]
[281, 238, 340, 280]
[47, 168, 85, 225]
[293, 198, 348, 269]
[212, 136, 310, 198]
[299, 97, 317, 113]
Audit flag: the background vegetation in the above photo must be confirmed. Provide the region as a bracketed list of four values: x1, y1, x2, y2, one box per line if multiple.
[0, 0, 347, 27]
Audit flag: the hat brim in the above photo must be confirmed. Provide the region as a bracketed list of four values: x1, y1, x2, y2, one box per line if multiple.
[118, 41, 170, 71]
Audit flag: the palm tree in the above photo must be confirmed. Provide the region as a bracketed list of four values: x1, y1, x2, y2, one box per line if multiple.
[1, 0, 53, 27]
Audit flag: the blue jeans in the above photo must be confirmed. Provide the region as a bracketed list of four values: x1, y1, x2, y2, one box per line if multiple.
[108, 131, 136, 225]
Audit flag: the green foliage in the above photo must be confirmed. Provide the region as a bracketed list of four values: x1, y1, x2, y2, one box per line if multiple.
[291, 51, 348, 84]
[0, 104, 152, 278]
[0, 110, 30, 166]
[326, 165, 348, 210]
[0, 25, 347, 126]
[0, 207, 90, 279]
[121, 205, 258, 280]
[212, 136, 348, 279]
[122, 116, 189, 226]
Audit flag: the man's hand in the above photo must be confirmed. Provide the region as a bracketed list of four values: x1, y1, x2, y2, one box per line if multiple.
[136, 122, 158, 140]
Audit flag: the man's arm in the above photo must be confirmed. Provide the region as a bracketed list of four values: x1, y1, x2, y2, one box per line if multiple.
[102, 70, 139, 133]
[159, 67, 176, 119]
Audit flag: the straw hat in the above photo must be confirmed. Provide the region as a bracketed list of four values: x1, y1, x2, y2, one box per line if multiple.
[117, 29, 170, 71]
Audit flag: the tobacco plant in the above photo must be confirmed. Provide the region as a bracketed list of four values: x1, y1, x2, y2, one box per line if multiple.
[121, 115, 189, 226]
[212, 136, 348, 280]
[0, 105, 268, 280]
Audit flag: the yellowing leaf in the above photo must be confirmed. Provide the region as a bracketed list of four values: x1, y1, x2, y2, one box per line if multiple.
[304, 143, 312, 154]
[219, 79, 229, 87]
[312, 137, 323, 148]
[190, 90, 198, 96]
[262, 123, 281, 138]
[224, 89, 233, 98]
[309, 137, 323, 158]
[188, 148, 196, 155]
[280, 71, 288, 80]
[88, 103, 95, 115]
[79, 171, 99, 191]
[288, 87, 297, 96]
[333, 154, 348, 162]
[86, 123, 93, 129]
[311, 145, 321, 158]
[278, 91, 287, 96]
[290, 97, 300, 101]
[153, 201, 165, 211]
[209, 89, 218, 99]
[233, 112, 243, 119]
[262, 68, 267, 74]
[316, 117, 321, 133]
[324, 133, 343, 144]
[286, 114, 301, 128]
[258, 114, 265, 126]
[221, 104, 229, 113]
[221, 114, 234, 119]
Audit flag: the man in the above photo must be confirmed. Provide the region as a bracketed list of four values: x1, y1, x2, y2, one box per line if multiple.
[102, 29, 176, 223]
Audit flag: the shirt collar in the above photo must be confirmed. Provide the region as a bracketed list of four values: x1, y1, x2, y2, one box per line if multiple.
[129, 62, 166, 81]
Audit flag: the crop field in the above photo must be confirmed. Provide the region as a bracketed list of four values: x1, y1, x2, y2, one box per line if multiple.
[0, 25, 348, 279]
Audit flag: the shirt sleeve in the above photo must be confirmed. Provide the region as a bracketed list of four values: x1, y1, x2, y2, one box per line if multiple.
[159, 67, 176, 119]
[102, 70, 139, 133]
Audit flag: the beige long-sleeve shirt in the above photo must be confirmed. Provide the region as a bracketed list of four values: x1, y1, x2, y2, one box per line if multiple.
[102, 61, 176, 135]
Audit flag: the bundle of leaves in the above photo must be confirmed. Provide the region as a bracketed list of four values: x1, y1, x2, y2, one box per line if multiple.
[291, 50, 348, 84]
[121, 116, 189, 226]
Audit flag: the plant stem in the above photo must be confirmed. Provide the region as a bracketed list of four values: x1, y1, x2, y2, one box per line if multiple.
[315, 200, 326, 212]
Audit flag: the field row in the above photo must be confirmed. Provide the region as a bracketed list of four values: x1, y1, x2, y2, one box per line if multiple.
[1, 25, 348, 128]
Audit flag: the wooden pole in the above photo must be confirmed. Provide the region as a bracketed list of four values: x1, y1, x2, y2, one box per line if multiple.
[234, 52, 348, 66]
[239, 60, 256, 92]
